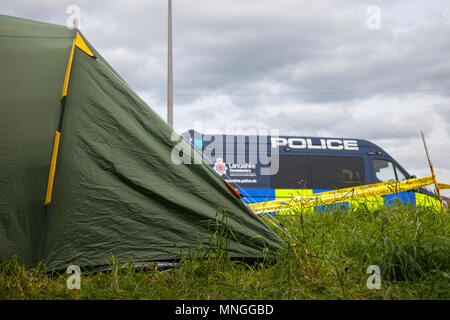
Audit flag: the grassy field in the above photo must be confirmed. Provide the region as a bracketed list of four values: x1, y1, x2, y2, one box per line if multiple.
[1, 204, 449, 300]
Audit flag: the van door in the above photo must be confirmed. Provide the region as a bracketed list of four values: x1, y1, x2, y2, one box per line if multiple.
[370, 157, 415, 206]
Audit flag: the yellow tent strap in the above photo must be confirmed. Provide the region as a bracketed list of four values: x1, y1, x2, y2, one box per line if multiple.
[44, 131, 61, 205]
[45, 31, 94, 205]
[60, 39, 76, 99]
[61, 32, 94, 99]
[75, 32, 94, 57]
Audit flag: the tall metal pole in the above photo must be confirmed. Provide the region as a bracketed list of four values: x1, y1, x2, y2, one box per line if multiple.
[167, 0, 173, 127]
[421, 131, 444, 210]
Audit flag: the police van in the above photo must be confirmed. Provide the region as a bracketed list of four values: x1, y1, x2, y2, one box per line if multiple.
[182, 130, 441, 211]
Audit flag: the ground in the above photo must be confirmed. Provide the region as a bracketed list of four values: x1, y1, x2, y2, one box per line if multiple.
[1, 204, 449, 299]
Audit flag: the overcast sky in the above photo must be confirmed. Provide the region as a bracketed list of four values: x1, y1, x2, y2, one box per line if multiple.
[3, 0, 450, 196]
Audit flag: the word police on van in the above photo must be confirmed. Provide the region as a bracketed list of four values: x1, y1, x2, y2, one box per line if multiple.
[272, 137, 359, 151]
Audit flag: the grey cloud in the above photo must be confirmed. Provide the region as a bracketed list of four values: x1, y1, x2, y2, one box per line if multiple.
[2, 0, 449, 184]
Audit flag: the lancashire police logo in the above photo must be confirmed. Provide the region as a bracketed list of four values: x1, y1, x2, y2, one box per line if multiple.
[213, 158, 227, 176]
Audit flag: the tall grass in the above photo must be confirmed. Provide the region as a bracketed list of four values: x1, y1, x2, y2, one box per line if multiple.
[0, 204, 449, 300]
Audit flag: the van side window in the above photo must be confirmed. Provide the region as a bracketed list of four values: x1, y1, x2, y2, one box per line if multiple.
[373, 159, 397, 182]
[309, 156, 365, 189]
[270, 155, 311, 189]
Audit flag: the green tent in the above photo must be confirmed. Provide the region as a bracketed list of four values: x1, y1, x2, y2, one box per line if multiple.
[0, 14, 284, 270]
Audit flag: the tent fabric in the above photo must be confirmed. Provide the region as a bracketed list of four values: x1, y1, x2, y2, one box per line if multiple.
[0, 14, 284, 270]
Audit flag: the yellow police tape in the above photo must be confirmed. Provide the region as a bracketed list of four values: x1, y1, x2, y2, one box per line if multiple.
[248, 176, 449, 214]
[439, 183, 450, 190]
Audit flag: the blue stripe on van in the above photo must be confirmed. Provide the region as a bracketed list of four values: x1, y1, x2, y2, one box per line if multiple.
[383, 191, 416, 207]
[237, 189, 275, 204]
[311, 189, 349, 212]
[315, 202, 350, 213]
[313, 189, 332, 194]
